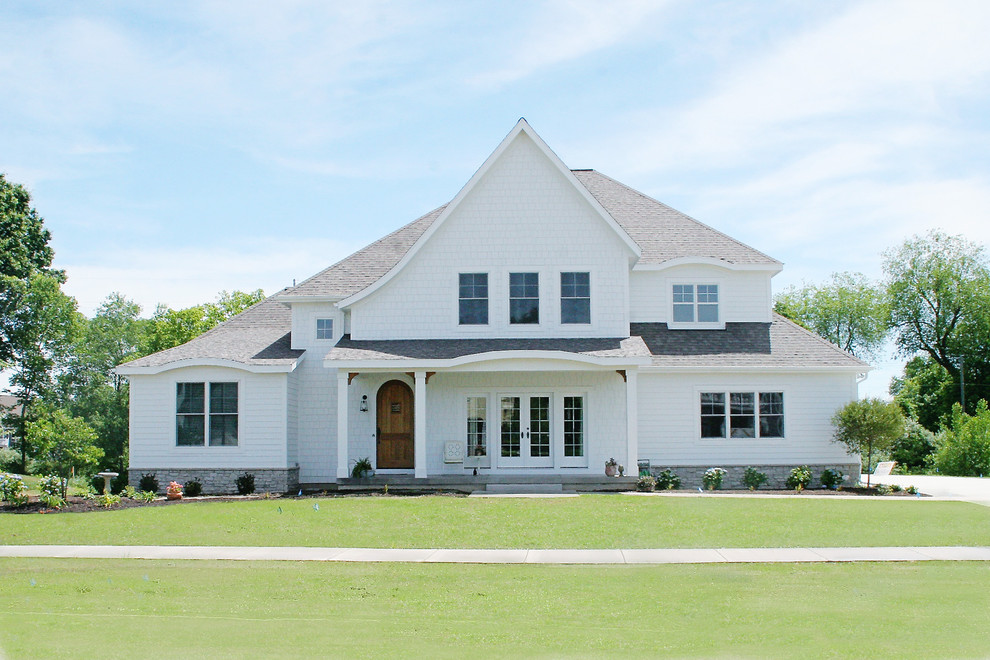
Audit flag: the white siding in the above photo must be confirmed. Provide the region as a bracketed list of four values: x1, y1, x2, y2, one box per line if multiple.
[637, 371, 858, 466]
[293, 355, 337, 482]
[129, 366, 288, 470]
[349, 132, 632, 340]
[630, 266, 773, 323]
[291, 302, 341, 350]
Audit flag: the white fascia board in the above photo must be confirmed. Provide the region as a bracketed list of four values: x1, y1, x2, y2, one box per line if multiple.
[325, 350, 651, 371]
[339, 119, 641, 310]
[633, 258, 783, 274]
[640, 364, 871, 374]
[115, 358, 299, 376]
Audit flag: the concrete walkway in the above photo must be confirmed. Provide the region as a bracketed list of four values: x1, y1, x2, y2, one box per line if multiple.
[864, 474, 990, 507]
[1, 544, 988, 564]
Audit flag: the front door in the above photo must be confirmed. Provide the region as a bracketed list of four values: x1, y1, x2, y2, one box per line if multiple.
[499, 393, 553, 467]
[377, 380, 414, 469]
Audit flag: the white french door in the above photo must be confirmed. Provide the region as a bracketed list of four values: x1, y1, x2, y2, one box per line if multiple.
[498, 393, 553, 467]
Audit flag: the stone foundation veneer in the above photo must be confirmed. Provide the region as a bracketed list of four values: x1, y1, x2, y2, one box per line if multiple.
[648, 463, 862, 490]
[128, 467, 300, 495]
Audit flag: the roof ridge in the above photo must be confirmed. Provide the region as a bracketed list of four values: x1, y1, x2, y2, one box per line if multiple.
[577, 170, 782, 266]
[771, 312, 870, 367]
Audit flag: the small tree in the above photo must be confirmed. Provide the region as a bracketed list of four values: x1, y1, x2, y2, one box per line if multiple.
[831, 398, 905, 487]
[931, 400, 990, 477]
[26, 410, 102, 498]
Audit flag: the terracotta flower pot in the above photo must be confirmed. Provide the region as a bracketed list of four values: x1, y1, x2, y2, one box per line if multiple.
[167, 493, 182, 501]
[605, 464, 617, 477]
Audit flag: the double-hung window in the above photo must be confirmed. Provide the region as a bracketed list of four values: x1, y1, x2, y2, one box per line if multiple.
[509, 272, 539, 324]
[672, 284, 719, 323]
[459, 273, 489, 325]
[176, 382, 238, 446]
[699, 391, 783, 439]
[560, 272, 590, 324]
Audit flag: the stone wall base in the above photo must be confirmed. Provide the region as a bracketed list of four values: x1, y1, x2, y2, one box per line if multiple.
[648, 462, 862, 490]
[128, 467, 300, 495]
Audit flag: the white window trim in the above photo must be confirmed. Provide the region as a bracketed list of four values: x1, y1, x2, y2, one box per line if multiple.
[694, 387, 787, 441]
[456, 272, 490, 328]
[559, 271, 592, 326]
[462, 391, 492, 468]
[667, 278, 725, 330]
[174, 379, 241, 448]
[507, 271, 543, 328]
[557, 390, 589, 468]
[315, 318, 335, 341]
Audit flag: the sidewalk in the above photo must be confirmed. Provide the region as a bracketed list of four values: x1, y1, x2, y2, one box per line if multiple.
[1, 544, 988, 564]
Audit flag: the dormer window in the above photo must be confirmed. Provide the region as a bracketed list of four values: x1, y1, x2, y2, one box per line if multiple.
[316, 318, 334, 340]
[672, 284, 719, 324]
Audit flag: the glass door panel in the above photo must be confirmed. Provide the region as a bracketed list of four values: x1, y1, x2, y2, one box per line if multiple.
[500, 396, 521, 458]
[499, 393, 552, 467]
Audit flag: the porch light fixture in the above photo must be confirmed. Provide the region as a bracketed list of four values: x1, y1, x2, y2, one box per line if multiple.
[359, 395, 369, 412]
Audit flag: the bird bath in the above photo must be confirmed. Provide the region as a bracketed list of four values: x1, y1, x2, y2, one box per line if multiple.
[97, 471, 119, 494]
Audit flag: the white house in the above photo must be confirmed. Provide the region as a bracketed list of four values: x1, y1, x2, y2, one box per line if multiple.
[118, 120, 867, 493]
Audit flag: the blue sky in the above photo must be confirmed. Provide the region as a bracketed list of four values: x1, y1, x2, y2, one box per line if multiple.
[2, 0, 990, 398]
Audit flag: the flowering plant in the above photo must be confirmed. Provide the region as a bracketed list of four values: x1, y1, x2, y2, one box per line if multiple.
[702, 467, 727, 491]
[166, 481, 183, 497]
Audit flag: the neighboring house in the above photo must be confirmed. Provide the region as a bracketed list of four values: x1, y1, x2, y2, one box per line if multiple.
[118, 120, 867, 494]
[0, 395, 23, 450]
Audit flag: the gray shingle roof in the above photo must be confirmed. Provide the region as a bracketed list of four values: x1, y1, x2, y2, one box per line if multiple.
[326, 336, 651, 362]
[121, 296, 302, 370]
[631, 314, 869, 369]
[275, 170, 778, 302]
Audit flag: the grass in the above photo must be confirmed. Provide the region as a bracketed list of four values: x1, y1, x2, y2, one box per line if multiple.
[0, 558, 987, 658]
[3, 495, 989, 548]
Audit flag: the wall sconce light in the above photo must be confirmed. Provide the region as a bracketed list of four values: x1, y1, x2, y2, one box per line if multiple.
[359, 395, 368, 413]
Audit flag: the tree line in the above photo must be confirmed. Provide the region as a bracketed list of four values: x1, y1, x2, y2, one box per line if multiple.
[776, 230, 990, 475]
[1, 173, 264, 482]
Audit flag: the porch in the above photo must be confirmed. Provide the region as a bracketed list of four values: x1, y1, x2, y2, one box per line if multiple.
[307, 473, 639, 494]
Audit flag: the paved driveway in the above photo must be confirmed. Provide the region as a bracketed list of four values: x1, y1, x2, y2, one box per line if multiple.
[864, 474, 990, 507]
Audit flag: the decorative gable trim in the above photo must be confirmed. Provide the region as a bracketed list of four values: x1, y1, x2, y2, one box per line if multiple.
[633, 256, 783, 273]
[338, 118, 642, 309]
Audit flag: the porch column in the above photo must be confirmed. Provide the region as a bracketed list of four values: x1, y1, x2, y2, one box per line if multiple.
[336, 370, 349, 479]
[414, 371, 427, 479]
[625, 368, 639, 477]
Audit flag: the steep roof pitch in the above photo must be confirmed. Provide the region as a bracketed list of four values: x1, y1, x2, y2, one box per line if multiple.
[118, 296, 303, 373]
[631, 314, 869, 369]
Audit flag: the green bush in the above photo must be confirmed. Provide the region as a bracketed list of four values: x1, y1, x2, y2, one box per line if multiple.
[38, 474, 66, 508]
[820, 468, 844, 490]
[636, 475, 656, 492]
[351, 457, 373, 479]
[890, 419, 936, 471]
[236, 473, 255, 495]
[702, 467, 726, 491]
[0, 472, 28, 506]
[139, 473, 159, 493]
[123, 485, 138, 499]
[655, 469, 681, 490]
[742, 467, 768, 490]
[0, 448, 20, 472]
[786, 465, 812, 491]
[136, 490, 156, 503]
[876, 484, 892, 495]
[98, 492, 121, 508]
[931, 401, 990, 476]
[185, 480, 203, 497]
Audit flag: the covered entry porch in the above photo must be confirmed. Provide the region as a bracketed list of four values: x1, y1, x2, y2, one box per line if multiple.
[325, 336, 651, 481]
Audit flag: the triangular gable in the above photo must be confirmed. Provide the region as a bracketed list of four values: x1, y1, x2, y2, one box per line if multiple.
[339, 118, 642, 308]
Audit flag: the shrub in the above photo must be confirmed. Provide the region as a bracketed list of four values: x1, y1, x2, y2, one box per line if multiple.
[786, 465, 812, 491]
[820, 468, 844, 490]
[184, 480, 203, 497]
[139, 473, 159, 493]
[0, 473, 28, 507]
[0, 448, 20, 472]
[931, 401, 990, 476]
[123, 485, 138, 499]
[136, 490, 157, 503]
[906, 485, 918, 495]
[875, 484, 892, 495]
[98, 492, 121, 508]
[636, 475, 656, 492]
[890, 419, 936, 472]
[890, 483, 903, 492]
[655, 469, 681, 490]
[702, 467, 727, 490]
[236, 473, 255, 495]
[38, 475, 66, 508]
[351, 457, 373, 479]
[742, 467, 768, 490]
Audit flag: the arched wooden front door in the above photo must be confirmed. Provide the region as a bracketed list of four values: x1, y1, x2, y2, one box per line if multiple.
[376, 380, 414, 469]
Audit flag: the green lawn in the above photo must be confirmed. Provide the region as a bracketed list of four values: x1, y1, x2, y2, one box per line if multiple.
[1, 558, 987, 658]
[3, 495, 989, 548]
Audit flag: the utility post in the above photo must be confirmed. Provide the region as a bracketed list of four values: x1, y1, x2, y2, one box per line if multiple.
[953, 356, 966, 412]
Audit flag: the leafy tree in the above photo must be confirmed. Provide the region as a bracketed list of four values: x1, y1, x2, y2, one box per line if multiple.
[774, 272, 889, 358]
[889, 356, 957, 432]
[144, 289, 264, 353]
[832, 398, 905, 487]
[27, 409, 102, 498]
[931, 401, 990, 477]
[884, 231, 990, 410]
[4, 274, 79, 471]
[0, 174, 62, 366]
[888, 418, 936, 472]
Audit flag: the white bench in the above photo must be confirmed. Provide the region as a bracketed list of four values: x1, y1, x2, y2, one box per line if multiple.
[873, 461, 896, 476]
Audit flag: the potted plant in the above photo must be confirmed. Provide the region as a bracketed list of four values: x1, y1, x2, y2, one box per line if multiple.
[166, 481, 183, 500]
[351, 457, 374, 479]
[605, 457, 618, 477]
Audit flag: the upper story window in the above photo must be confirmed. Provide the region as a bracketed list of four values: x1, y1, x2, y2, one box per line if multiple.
[459, 273, 489, 325]
[509, 272, 539, 324]
[700, 391, 783, 439]
[560, 272, 590, 324]
[177, 382, 238, 447]
[672, 284, 719, 323]
[316, 318, 334, 340]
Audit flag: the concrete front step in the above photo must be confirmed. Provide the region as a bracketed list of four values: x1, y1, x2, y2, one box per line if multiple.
[483, 483, 565, 494]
